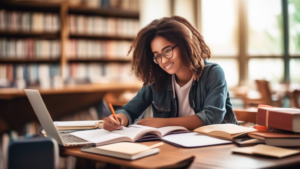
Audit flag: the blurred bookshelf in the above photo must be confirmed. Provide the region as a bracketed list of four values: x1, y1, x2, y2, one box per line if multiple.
[0, 0, 141, 90]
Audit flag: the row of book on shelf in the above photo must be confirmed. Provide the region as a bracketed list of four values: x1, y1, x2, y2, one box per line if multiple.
[0, 39, 60, 59]
[69, 15, 139, 37]
[0, 38, 134, 59]
[67, 40, 132, 58]
[68, 63, 136, 84]
[0, 10, 60, 33]
[69, 0, 139, 11]
[0, 63, 137, 88]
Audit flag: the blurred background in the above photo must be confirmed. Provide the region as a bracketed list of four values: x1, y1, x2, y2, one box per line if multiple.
[0, 0, 300, 168]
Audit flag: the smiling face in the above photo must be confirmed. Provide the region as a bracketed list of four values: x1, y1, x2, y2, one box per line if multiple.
[151, 36, 188, 75]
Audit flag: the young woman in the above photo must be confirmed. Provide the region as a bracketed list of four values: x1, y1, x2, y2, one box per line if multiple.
[103, 16, 237, 131]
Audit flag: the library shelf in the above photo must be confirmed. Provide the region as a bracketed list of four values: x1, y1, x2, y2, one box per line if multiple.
[69, 34, 135, 41]
[0, 58, 60, 64]
[67, 58, 131, 63]
[68, 6, 139, 18]
[0, 31, 60, 39]
[0, 0, 61, 12]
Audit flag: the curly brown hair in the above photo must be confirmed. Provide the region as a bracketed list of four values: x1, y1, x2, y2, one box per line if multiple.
[128, 16, 211, 91]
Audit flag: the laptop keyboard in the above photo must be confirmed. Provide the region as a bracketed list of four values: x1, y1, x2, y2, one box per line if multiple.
[60, 133, 89, 143]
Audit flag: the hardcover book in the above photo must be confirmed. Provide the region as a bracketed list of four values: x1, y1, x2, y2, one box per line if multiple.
[257, 105, 300, 132]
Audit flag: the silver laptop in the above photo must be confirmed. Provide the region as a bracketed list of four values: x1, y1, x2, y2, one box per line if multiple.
[24, 89, 94, 147]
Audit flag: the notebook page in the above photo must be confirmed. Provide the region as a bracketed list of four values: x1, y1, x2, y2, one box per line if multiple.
[70, 129, 130, 143]
[195, 124, 256, 135]
[157, 126, 189, 136]
[112, 125, 161, 141]
[162, 132, 232, 148]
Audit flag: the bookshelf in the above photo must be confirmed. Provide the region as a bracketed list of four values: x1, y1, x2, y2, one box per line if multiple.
[0, 0, 140, 89]
[0, 0, 141, 134]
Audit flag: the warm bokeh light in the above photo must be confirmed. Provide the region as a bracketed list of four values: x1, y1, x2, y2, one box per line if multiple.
[247, 0, 283, 55]
[201, 0, 238, 56]
[248, 58, 284, 84]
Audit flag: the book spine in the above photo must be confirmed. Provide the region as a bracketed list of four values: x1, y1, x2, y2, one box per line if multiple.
[256, 108, 267, 126]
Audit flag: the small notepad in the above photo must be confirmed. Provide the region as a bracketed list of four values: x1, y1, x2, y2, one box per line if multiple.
[81, 142, 162, 160]
[232, 144, 300, 158]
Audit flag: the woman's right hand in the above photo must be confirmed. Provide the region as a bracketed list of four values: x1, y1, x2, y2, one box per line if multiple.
[103, 114, 128, 131]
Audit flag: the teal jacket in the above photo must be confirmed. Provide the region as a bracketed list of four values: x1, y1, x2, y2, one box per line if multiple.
[116, 61, 237, 125]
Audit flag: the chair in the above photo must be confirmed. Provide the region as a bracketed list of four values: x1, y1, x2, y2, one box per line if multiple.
[243, 80, 282, 108]
[7, 137, 59, 169]
[233, 108, 257, 125]
[292, 89, 300, 108]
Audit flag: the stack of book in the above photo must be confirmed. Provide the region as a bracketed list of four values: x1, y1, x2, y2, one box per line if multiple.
[0, 10, 60, 33]
[248, 105, 300, 147]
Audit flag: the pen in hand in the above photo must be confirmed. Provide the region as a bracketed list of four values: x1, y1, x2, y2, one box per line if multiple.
[109, 103, 121, 124]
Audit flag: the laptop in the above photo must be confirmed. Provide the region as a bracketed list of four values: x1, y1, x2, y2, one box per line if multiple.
[24, 89, 94, 147]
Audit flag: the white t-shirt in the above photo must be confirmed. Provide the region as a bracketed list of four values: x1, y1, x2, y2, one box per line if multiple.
[172, 75, 195, 117]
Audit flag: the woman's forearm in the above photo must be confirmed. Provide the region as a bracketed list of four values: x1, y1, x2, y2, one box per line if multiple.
[165, 115, 204, 130]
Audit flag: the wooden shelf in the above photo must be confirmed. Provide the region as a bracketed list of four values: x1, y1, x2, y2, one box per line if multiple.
[68, 58, 131, 63]
[69, 34, 135, 41]
[0, 82, 142, 99]
[0, 0, 61, 12]
[0, 58, 60, 63]
[68, 6, 139, 19]
[0, 31, 60, 39]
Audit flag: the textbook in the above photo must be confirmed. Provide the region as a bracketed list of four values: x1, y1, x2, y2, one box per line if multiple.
[194, 124, 256, 140]
[257, 105, 300, 132]
[81, 142, 163, 160]
[248, 131, 300, 147]
[53, 120, 103, 130]
[69, 125, 189, 146]
[232, 144, 300, 158]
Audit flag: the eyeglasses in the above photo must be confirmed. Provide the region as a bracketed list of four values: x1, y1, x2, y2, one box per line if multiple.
[153, 45, 177, 64]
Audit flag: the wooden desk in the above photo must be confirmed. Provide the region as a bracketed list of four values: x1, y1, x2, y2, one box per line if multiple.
[61, 141, 300, 169]
[233, 108, 257, 124]
[0, 83, 142, 133]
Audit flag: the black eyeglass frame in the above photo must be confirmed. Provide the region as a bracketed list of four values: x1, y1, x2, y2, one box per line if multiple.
[153, 45, 177, 64]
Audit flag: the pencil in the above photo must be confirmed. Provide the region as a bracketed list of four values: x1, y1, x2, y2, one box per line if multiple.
[109, 103, 121, 124]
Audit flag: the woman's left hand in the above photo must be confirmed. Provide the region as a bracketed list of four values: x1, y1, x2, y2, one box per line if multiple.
[137, 117, 168, 128]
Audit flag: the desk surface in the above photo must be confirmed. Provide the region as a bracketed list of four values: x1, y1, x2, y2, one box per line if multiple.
[61, 141, 300, 169]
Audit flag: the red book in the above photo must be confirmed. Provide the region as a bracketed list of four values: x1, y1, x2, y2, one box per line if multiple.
[257, 105, 300, 132]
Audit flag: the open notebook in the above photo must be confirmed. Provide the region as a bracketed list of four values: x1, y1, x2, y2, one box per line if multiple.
[194, 124, 257, 140]
[69, 125, 189, 146]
